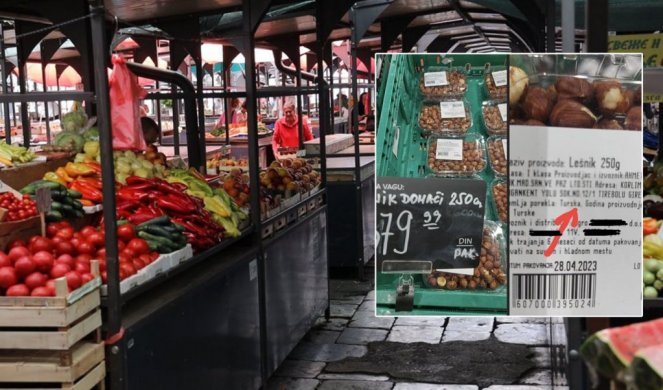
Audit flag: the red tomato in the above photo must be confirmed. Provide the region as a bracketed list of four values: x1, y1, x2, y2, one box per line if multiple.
[56, 227, 74, 240]
[96, 248, 106, 260]
[120, 262, 137, 277]
[118, 241, 126, 252]
[149, 252, 160, 261]
[8, 246, 30, 263]
[132, 258, 146, 270]
[120, 248, 136, 260]
[29, 237, 54, 254]
[101, 271, 107, 284]
[14, 256, 36, 278]
[76, 241, 95, 256]
[64, 271, 81, 291]
[88, 232, 105, 248]
[118, 255, 130, 264]
[24, 272, 47, 290]
[54, 241, 75, 256]
[127, 239, 149, 255]
[55, 254, 75, 269]
[46, 223, 60, 237]
[6, 284, 30, 296]
[45, 279, 56, 295]
[98, 260, 107, 272]
[139, 253, 152, 265]
[117, 224, 136, 242]
[7, 239, 26, 249]
[33, 251, 55, 273]
[0, 266, 17, 288]
[28, 236, 40, 245]
[69, 238, 81, 249]
[50, 263, 71, 279]
[79, 226, 97, 238]
[74, 262, 90, 274]
[0, 252, 10, 268]
[31, 286, 52, 297]
[80, 273, 95, 284]
[76, 254, 92, 264]
[73, 232, 82, 240]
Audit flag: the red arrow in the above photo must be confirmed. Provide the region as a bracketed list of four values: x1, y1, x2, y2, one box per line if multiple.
[544, 208, 579, 257]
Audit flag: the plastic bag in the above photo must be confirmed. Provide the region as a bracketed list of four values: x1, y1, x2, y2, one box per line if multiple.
[109, 55, 147, 151]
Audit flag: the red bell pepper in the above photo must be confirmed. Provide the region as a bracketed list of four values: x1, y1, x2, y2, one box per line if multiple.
[75, 177, 103, 189]
[644, 217, 661, 236]
[157, 194, 197, 214]
[70, 181, 103, 203]
[83, 162, 102, 174]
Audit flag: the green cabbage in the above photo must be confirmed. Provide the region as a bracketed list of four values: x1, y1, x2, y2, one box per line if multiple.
[53, 132, 85, 153]
[62, 111, 87, 133]
[83, 126, 99, 141]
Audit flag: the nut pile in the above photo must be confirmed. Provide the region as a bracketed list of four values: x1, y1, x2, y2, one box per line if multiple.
[509, 67, 641, 130]
[428, 138, 486, 174]
[487, 137, 507, 176]
[426, 225, 507, 290]
[419, 104, 471, 134]
[419, 70, 467, 96]
[485, 73, 507, 99]
[492, 181, 507, 223]
[483, 105, 507, 135]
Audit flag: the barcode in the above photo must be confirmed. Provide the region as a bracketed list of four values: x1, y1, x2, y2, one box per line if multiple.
[512, 273, 596, 302]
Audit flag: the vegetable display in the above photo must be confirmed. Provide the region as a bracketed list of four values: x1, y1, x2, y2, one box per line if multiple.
[0, 193, 38, 222]
[19, 180, 85, 221]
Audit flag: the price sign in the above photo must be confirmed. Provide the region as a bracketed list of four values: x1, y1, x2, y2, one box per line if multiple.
[424, 71, 448, 87]
[497, 103, 507, 122]
[376, 177, 486, 270]
[35, 187, 52, 213]
[492, 70, 507, 87]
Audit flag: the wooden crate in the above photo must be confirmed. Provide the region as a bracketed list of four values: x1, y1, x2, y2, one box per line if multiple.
[0, 263, 105, 389]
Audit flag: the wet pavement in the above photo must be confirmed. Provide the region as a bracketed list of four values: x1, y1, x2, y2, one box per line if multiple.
[267, 279, 568, 390]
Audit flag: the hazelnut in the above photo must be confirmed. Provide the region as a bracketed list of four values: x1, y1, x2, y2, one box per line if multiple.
[624, 106, 642, 131]
[594, 80, 630, 115]
[459, 278, 468, 289]
[509, 66, 529, 105]
[487, 138, 507, 176]
[427, 276, 438, 287]
[549, 100, 597, 128]
[447, 280, 457, 290]
[468, 280, 477, 289]
[436, 276, 447, 288]
[483, 105, 507, 135]
[419, 70, 467, 96]
[522, 86, 553, 122]
[492, 182, 507, 223]
[418, 103, 471, 135]
[485, 72, 507, 99]
[594, 118, 623, 130]
[555, 76, 593, 104]
[427, 138, 486, 174]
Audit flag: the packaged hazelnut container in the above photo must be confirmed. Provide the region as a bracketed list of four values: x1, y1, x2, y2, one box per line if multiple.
[491, 179, 508, 225]
[418, 99, 472, 136]
[423, 220, 507, 291]
[419, 67, 468, 98]
[487, 135, 507, 177]
[481, 100, 508, 135]
[484, 67, 508, 100]
[427, 134, 486, 176]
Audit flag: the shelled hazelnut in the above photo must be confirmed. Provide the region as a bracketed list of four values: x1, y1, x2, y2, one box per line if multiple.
[419, 70, 467, 96]
[594, 80, 631, 116]
[419, 104, 471, 134]
[485, 73, 507, 99]
[555, 76, 593, 104]
[492, 182, 507, 224]
[482, 105, 507, 134]
[624, 106, 642, 131]
[487, 138, 507, 176]
[549, 99, 597, 128]
[427, 138, 486, 174]
[509, 66, 529, 105]
[594, 118, 623, 130]
[522, 86, 554, 122]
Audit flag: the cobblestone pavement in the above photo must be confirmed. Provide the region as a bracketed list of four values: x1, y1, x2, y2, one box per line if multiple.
[267, 280, 568, 390]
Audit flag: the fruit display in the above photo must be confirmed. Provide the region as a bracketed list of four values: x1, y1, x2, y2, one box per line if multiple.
[425, 222, 507, 290]
[207, 157, 248, 171]
[509, 55, 642, 130]
[219, 169, 250, 207]
[0, 192, 38, 222]
[113, 147, 168, 184]
[580, 318, 663, 384]
[50, 103, 99, 155]
[260, 158, 321, 195]
[627, 345, 663, 390]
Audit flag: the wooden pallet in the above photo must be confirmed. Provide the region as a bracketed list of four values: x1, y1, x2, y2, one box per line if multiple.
[0, 361, 106, 390]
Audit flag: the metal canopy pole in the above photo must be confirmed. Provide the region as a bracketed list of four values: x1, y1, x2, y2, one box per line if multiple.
[40, 42, 51, 142]
[15, 41, 30, 147]
[562, 0, 575, 52]
[169, 50, 180, 156]
[194, 46, 206, 171]
[585, 0, 608, 52]
[350, 5, 364, 279]
[545, 0, 555, 53]
[0, 23, 11, 143]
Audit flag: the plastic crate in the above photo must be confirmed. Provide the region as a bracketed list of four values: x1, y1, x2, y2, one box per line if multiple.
[376, 54, 509, 314]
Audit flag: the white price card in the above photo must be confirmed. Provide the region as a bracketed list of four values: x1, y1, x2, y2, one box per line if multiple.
[424, 71, 448, 87]
[509, 125, 642, 316]
[502, 139, 508, 158]
[492, 70, 507, 87]
[435, 139, 463, 161]
[440, 101, 466, 119]
[497, 103, 507, 122]
[392, 127, 400, 157]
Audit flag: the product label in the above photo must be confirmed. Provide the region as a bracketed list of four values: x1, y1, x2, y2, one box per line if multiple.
[440, 101, 466, 119]
[393, 127, 400, 157]
[376, 177, 486, 271]
[498, 103, 508, 122]
[502, 139, 508, 158]
[424, 71, 448, 87]
[509, 125, 642, 316]
[36, 187, 52, 213]
[436, 139, 463, 161]
[492, 70, 507, 87]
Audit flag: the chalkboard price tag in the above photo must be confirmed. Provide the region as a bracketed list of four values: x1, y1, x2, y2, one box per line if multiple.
[376, 177, 486, 271]
[35, 187, 52, 213]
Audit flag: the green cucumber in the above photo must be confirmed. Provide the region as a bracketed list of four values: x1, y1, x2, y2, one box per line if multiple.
[50, 201, 63, 211]
[67, 189, 82, 199]
[145, 239, 160, 252]
[136, 215, 170, 228]
[72, 200, 84, 210]
[61, 204, 75, 215]
[137, 224, 175, 239]
[45, 210, 63, 222]
[137, 231, 178, 252]
[60, 195, 75, 205]
[20, 180, 62, 194]
[72, 210, 84, 218]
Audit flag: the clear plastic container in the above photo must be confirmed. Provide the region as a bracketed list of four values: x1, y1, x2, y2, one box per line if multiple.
[486, 135, 507, 177]
[426, 134, 486, 176]
[481, 100, 508, 135]
[509, 54, 642, 130]
[422, 220, 507, 290]
[418, 99, 472, 136]
[419, 67, 468, 98]
[491, 178, 508, 225]
[484, 66, 508, 100]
